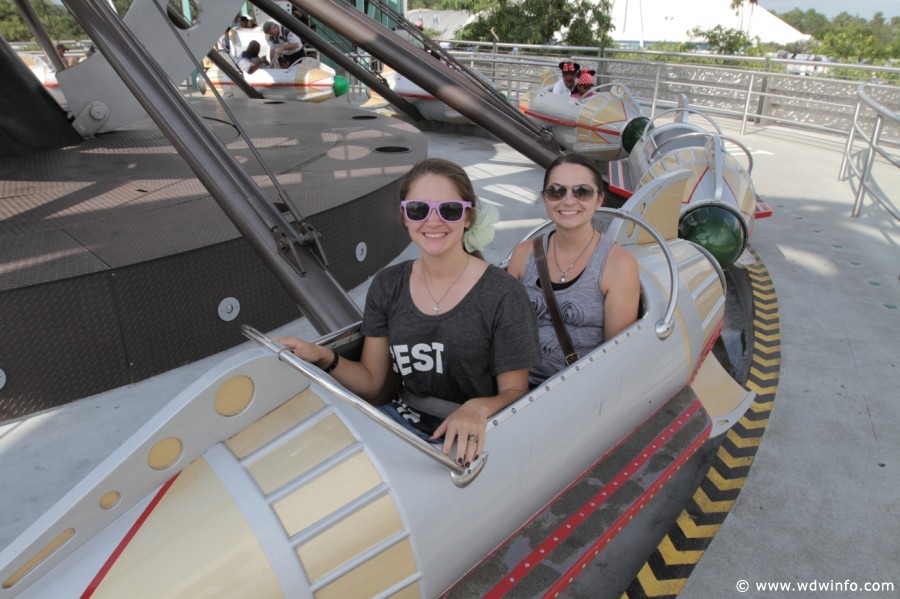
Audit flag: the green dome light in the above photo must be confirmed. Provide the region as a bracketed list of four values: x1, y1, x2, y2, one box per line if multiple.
[679, 204, 748, 268]
[622, 117, 653, 154]
[333, 76, 350, 98]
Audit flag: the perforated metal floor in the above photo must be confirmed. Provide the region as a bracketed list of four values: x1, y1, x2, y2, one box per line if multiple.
[0, 98, 426, 419]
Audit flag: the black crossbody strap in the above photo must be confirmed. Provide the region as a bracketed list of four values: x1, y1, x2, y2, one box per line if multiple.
[533, 236, 579, 365]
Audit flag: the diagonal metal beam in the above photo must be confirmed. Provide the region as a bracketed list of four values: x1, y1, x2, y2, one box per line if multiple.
[60, 0, 362, 333]
[291, 0, 561, 167]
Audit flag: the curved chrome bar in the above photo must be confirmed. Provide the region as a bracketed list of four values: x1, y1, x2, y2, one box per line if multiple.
[574, 82, 620, 105]
[685, 241, 728, 294]
[710, 136, 725, 203]
[843, 83, 899, 221]
[595, 208, 679, 339]
[241, 325, 488, 487]
[500, 210, 677, 338]
[720, 134, 755, 174]
[649, 131, 754, 176]
[649, 131, 715, 161]
[648, 107, 723, 134]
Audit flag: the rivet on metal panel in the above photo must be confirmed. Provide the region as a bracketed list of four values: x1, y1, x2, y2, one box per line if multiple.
[218, 297, 241, 322]
[355, 242, 368, 262]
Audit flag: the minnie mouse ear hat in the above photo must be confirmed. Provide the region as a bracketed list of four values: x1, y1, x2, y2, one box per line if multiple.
[576, 69, 596, 85]
[559, 61, 580, 72]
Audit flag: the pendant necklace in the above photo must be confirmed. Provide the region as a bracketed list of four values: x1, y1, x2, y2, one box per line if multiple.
[552, 230, 595, 283]
[421, 255, 470, 314]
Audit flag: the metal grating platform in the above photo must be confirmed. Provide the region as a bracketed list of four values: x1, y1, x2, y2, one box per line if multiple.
[0, 98, 426, 420]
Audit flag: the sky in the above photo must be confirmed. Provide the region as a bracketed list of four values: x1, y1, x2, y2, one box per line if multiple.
[757, 0, 896, 20]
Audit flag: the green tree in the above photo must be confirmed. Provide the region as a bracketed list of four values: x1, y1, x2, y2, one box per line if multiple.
[563, 0, 613, 47]
[1, 0, 31, 41]
[1, 0, 134, 42]
[408, 0, 493, 10]
[774, 8, 831, 38]
[688, 25, 756, 55]
[729, 0, 757, 14]
[457, 0, 612, 47]
[820, 29, 885, 63]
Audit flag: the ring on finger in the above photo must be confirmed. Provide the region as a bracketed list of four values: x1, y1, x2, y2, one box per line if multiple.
[467, 433, 479, 444]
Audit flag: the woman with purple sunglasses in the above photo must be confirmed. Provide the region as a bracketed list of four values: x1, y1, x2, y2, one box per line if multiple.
[279, 158, 539, 466]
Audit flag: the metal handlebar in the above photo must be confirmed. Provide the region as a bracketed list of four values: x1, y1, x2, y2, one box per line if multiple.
[241, 325, 488, 487]
[595, 208, 679, 339]
[509, 210, 679, 340]
[648, 107, 723, 134]
[649, 131, 716, 161]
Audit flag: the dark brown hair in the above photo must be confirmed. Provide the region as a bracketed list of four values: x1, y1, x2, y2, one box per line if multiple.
[542, 153, 607, 200]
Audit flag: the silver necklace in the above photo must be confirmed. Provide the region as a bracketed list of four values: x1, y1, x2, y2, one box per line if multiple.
[421, 255, 470, 314]
[552, 230, 595, 283]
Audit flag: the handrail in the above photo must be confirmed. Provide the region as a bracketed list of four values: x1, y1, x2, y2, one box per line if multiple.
[649, 131, 716, 161]
[595, 208, 679, 339]
[648, 107, 723, 134]
[574, 82, 621, 105]
[594, 207, 678, 339]
[649, 131, 754, 174]
[508, 210, 679, 339]
[241, 325, 488, 488]
[840, 84, 899, 220]
[439, 48, 899, 142]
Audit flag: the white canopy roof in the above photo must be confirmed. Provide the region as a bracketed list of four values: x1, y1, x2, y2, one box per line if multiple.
[609, 0, 809, 46]
[405, 9, 477, 40]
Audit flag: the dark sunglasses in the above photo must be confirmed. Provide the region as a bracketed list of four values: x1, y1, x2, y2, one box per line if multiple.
[400, 200, 472, 222]
[542, 184, 598, 201]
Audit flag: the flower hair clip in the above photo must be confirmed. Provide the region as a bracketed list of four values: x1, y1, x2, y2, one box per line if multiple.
[463, 204, 499, 253]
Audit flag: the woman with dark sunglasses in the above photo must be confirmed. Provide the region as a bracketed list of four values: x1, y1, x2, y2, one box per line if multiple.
[507, 153, 640, 385]
[279, 158, 539, 466]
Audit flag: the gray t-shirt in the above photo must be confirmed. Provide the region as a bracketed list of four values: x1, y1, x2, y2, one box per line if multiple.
[362, 261, 540, 403]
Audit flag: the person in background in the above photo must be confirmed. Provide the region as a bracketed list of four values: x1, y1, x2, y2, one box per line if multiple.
[80, 45, 96, 62]
[507, 153, 640, 385]
[238, 40, 268, 74]
[262, 20, 305, 67]
[55, 43, 77, 68]
[571, 69, 597, 99]
[277, 158, 538, 466]
[216, 27, 232, 53]
[551, 61, 579, 96]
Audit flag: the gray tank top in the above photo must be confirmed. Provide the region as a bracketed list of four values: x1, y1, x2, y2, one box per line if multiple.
[522, 231, 614, 384]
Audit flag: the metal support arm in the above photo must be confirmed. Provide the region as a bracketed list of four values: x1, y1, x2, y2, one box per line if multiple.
[243, 326, 487, 487]
[61, 0, 362, 333]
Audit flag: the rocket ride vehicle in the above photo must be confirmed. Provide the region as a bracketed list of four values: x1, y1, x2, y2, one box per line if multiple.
[204, 56, 349, 103]
[518, 75, 644, 163]
[0, 166, 756, 598]
[0, 0, 764, 596]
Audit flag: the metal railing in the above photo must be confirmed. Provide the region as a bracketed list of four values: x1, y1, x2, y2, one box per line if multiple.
[242, 325, 488, 487]
[840, 84, 900, 220]
[437, 48, 900, 140]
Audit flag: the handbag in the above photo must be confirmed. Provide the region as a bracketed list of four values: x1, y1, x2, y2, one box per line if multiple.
[533, 236, 579, 365]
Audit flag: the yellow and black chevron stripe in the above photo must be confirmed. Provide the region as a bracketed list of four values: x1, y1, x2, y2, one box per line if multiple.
[623, 249, 780, 598]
